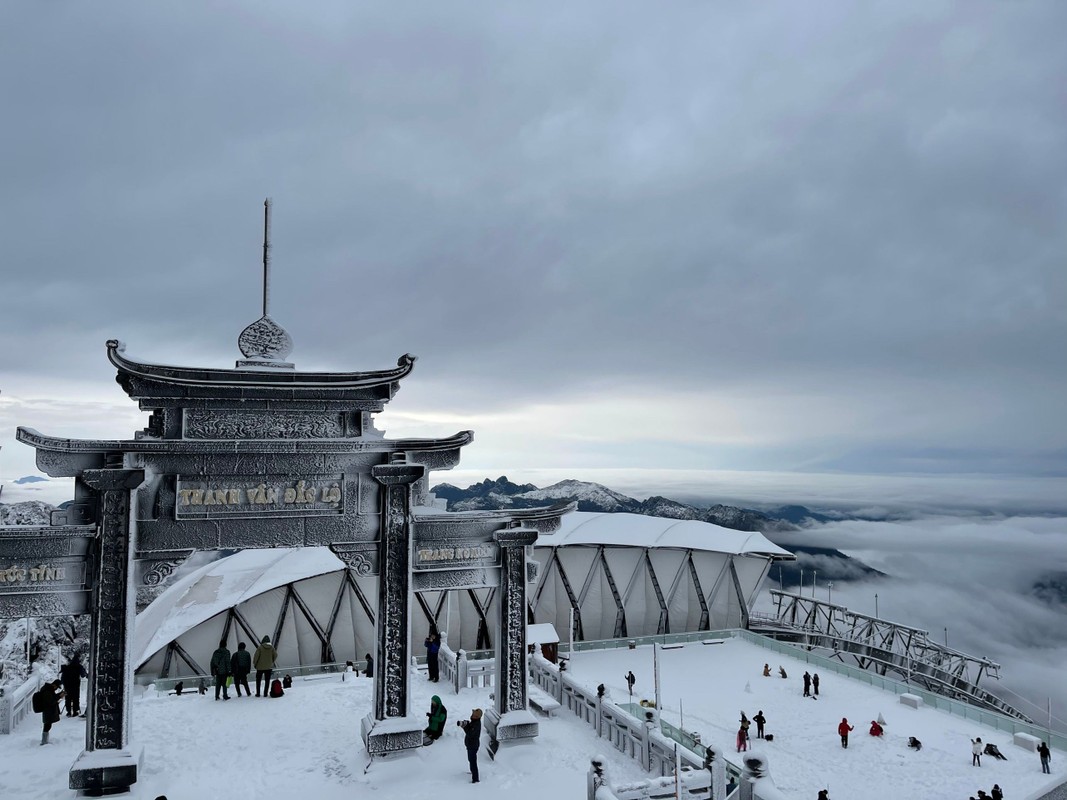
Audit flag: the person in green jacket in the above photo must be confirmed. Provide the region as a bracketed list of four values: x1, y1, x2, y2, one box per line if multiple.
[210, 639, 231, 701]
[253, 635, 278, 698]
[424, 695, 447, 743]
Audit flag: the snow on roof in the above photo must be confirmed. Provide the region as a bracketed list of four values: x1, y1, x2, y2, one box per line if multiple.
[539, 511, 795, 559]
[133, 547, 343, 669]
[527, 623, 559, 644]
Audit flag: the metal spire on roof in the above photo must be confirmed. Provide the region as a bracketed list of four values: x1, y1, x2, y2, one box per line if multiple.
[262, 197, 272, 318]
[237, 198, 294, 369]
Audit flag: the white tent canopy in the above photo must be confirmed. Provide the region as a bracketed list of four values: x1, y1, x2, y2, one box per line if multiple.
[134, 512, 793, 680]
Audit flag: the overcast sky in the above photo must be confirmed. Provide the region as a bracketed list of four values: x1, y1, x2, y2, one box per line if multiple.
[1, 2, 1065, 508]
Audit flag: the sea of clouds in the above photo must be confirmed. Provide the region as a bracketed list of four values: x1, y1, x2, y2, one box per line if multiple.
[770, 515, 1067, 733]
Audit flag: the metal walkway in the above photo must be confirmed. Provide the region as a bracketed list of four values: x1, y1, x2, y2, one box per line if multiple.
[751, 590, 1031, 722]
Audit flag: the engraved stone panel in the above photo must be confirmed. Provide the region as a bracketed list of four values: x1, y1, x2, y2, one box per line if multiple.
[175, 475, 344, 518]
[184, 410, 344, 440]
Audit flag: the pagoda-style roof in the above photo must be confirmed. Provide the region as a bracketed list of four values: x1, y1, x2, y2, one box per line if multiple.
[17, 427, 473, 459]
[107, 340, 416, 396]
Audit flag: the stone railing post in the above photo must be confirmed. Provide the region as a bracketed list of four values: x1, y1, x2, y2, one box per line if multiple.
[456, 649, 468, 692]
[704, 743, 727, 799]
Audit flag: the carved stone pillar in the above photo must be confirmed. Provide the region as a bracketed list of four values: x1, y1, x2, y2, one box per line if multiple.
[70, 468, 145, 794]
[362, 457, 425, 755]
[484, 524, 540, 746]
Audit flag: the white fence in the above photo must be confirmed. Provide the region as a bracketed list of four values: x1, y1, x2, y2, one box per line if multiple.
[0, 673, 43, 734]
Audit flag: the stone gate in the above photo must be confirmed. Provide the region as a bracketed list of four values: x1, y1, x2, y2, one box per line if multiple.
[1, 203, 570, 793]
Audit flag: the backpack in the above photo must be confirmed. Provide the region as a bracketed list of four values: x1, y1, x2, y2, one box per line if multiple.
[31, 689, 45, 714]
[269, 678, 284, 698]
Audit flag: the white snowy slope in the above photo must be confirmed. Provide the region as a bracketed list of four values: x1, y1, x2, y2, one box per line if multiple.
[0, 639, 1061, 800]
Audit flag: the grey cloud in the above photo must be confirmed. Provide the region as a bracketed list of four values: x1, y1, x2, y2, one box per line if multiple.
[1, 2, 1065, 477]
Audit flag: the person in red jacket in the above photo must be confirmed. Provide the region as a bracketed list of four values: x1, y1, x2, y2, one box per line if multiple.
[869, 720, 884, 737]
[838, 717, 854, 748]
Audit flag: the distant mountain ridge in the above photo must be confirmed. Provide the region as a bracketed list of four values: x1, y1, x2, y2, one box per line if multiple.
[431, 476, 797, 532]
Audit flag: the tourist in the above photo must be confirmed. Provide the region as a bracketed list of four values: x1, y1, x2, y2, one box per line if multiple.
[363, 653, 374, 678]
[753, 710, 766, 739]
[253, 635, 278, 697]
[209, 639, 232, 701]
[625, 670, 636, 697]
[817, 791, 830, 800]
[230, 642, 252, 697]
[803, 671, 811, 697]
[779, 666, 788, 679]
[282, 673, 293, 689]
[342, 660, 356, 681]
[869, 720, 883, 737]
[39, 679, 64, 746]
[458, 708, 483, 783]
[837, 717, 854, 748]
[197, 677, 207, 695]
[907, 736, 923, 751]
[1038, 740, 1052, 774]
[991, 784, 1003, 800]
[424, 695, 447, 743]
[812, 673, 820, 696]
[425, 630, 441, 683]
[972, 737, 983, 767]
[762, 663, 771, 677]
[736, 724, 748, 753]
[983, 742, 1007, 760]
[60, 654, 87, 717]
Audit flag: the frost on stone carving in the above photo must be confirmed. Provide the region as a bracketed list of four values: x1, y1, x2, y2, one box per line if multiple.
[501, 545, 529, 712]
[93, 488, 132, 750]
[382, 487, 410, 718]
[142, 559, 183, 586]
[238, 315, 293, 361]
[185, 411, 342, 440]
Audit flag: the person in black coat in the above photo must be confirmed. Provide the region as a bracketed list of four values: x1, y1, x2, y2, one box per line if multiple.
[60, 655, 87, 717]
[362, 653, 374, 678]
[458, 708, 483, 783]
[40, 679, 64, 745]
[230, 642, 252, 697]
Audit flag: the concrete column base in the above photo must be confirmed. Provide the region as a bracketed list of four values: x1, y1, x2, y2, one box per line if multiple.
[483, 707, 539, 746]
[361, 713, 424, 756]
[69, 744, 143, 794]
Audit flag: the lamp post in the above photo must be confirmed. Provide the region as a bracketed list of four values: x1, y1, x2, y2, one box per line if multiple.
[874, 593, 879, 618]
[827, 582, 834, 605]
[813, 570, 817, 599]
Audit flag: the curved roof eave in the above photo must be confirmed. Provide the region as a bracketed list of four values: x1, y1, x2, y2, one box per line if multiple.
[107, 339, 416, 389]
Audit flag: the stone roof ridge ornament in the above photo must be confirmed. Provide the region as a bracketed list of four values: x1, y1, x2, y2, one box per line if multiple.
[237, 198, 295, 370]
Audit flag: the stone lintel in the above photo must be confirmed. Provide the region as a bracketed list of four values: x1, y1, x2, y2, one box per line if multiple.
[69, 744, 143, 792]
[81, 468, 146, 492]
[371, 462, 425, 486]
[493, 526, 538, 547]
[361, 714, 424, 755]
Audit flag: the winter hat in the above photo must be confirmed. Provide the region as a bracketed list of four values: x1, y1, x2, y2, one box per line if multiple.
[261, 635, 270, 643]
[431, 695, 441, 704]
[471, 708, 482, 720]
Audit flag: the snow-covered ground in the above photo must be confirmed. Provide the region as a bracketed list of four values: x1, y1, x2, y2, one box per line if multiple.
[0, 639, 1061, 799]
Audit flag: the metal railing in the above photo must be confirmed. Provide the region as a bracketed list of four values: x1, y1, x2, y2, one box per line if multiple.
[562, 629, 1067, 754]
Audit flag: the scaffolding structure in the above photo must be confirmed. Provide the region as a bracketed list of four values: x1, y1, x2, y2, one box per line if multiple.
[750, 590, 1030, 722]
